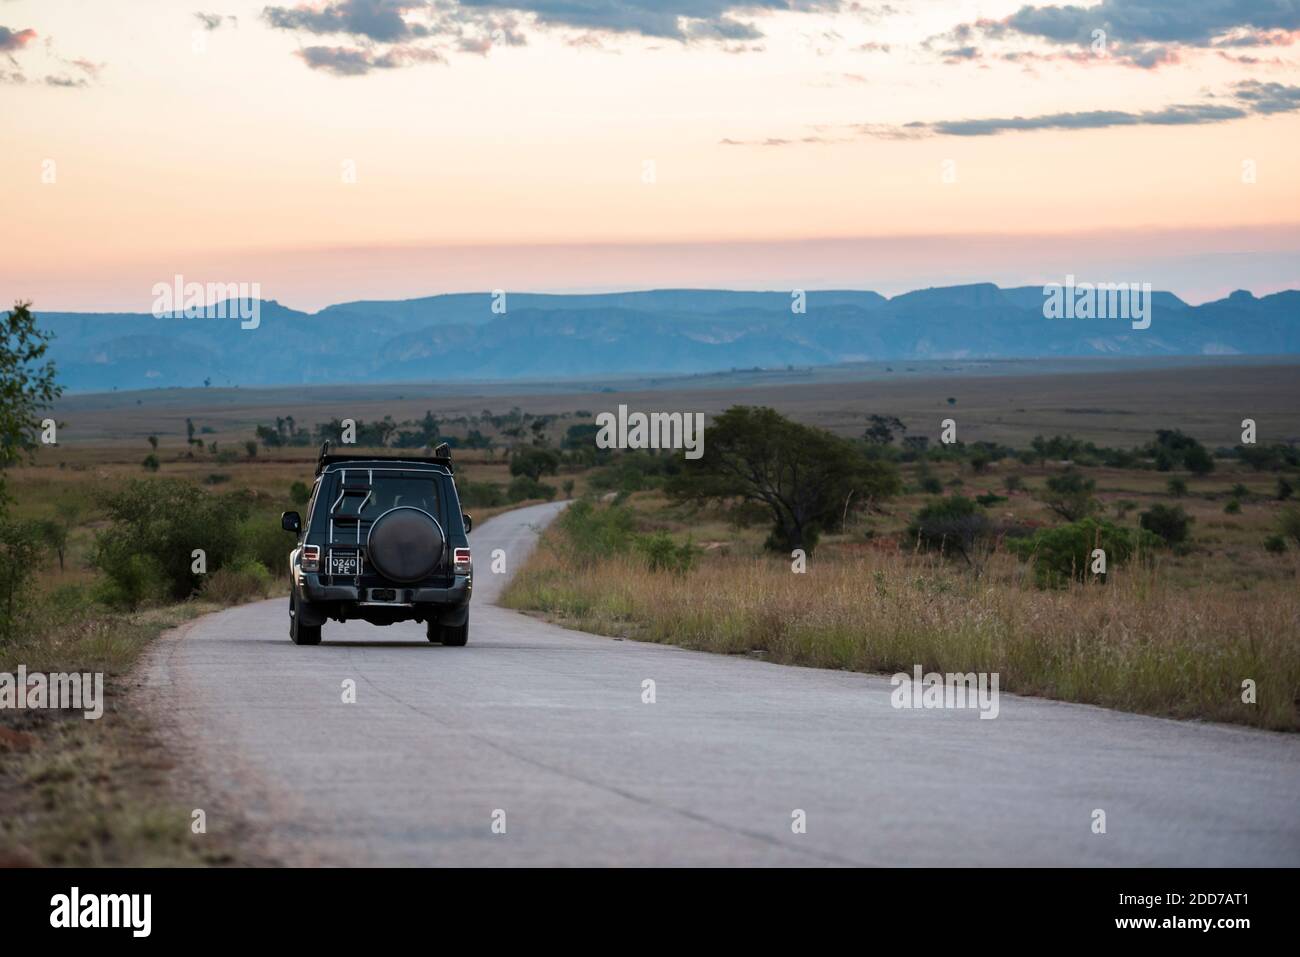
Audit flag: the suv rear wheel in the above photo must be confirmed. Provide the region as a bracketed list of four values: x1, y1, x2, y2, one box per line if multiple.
[427, 614, 469, 647]
[289, 590, 322, 646]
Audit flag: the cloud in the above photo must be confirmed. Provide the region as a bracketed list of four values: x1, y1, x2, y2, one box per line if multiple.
[930, 0, 1300, 69]
[473, 2, 787, 41]
[263, 1, 859, 73]
[1, 23, 100, 88]
[720, 133, 848, 145]
[194, 12, 239, 30]
[0, 25, 37, 53]
[264, 0, 429, 42]
[296, 42, 444, 74]
[1231, 78, 1300, 113]
[875, 80, 1300, 137]
[915, 103, 1250, 136]
[65, 57, 104, 78]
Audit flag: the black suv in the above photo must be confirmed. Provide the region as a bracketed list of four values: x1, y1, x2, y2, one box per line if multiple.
[280, 442, 473, 646]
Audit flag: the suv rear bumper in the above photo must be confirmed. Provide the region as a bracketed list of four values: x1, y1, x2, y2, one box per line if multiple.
[299, 573, 471, 606]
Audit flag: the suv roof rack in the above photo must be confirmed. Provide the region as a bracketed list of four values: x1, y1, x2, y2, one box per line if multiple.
[315, 440, 453, 476]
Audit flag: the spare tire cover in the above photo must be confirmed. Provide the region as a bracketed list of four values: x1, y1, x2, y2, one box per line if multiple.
[366, 507, 444, 583]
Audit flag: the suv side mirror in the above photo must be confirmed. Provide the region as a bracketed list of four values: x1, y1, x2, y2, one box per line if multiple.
[462, 513, 472, 532]
[281, 511, 302, 534]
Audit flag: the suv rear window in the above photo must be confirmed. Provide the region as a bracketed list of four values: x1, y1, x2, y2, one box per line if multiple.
[332, 471, 444, 520]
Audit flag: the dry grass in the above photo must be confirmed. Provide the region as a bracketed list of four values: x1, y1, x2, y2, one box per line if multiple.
[0, 600, 267, 866]
[504, 506, 1300, 731]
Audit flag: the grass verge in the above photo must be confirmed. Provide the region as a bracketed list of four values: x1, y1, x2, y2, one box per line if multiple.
[502, 498, 1300, 731]
[0, 595, 275, 867]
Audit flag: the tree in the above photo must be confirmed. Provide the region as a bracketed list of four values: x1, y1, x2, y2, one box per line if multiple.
[1183, 442, 1215, 476]
[148, 435, 159, 451]
[244, 440, 258, 459]
[0, 519, 45, 641]
[665, 406, 900, 553]
[33, 518, 68, 571]
[509, 447, 560, 482]
[1139, 503, 1192, 546]
[1147, 429, 1211, 473]
[0, 302, 62, 510]
[906, 496, 990, 565]
[864, 414, 905, 446]
[1039, 469, 1096, 522]
[255, 424, 283, 448]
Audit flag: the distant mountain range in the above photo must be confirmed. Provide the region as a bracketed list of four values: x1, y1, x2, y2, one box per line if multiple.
[36, 284, 1299, 392]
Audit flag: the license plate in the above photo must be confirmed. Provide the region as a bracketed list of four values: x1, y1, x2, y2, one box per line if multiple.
[329, 553, 359, 576]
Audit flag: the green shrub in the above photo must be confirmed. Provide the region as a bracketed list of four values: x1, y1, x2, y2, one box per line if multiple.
[635, 531, 697, 575]
[1166, 477, 1188, 498]
[906, 496, 990, 561]
[94, 547, 164, 610]
[142, 454, 160, 472]
[975, 492, 1007, 507]
[458, 481, 505, 509]
[1263, 534, 1288, 554]
[554, 499, 636, 563]
[1139, 503, 1192, 546]
[1224, 498, 1241, 515]
[94, 479, 248, 600]
[238, 514, 289, 577]
[201, 559, 272, 604]
[289, 481, 311, 505]
[1008, 518, 1159, 588]
[507, 475, 557, 502]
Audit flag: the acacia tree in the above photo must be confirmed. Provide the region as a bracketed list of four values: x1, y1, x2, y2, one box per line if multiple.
[510, 447, 560, 482]
[1, 302, 62, 510]
[1039, 469, 1097, 522]
[666, 406, 900, 553]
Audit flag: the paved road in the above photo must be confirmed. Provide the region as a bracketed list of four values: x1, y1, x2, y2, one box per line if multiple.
[140, 501, 1300, 866]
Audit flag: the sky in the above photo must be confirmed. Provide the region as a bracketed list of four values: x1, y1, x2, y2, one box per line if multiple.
[1, 0, 1298, 311]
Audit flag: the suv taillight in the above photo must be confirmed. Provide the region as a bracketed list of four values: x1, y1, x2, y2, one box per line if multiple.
[453, 547, 471, 576]
[301, 545, 321, 572]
